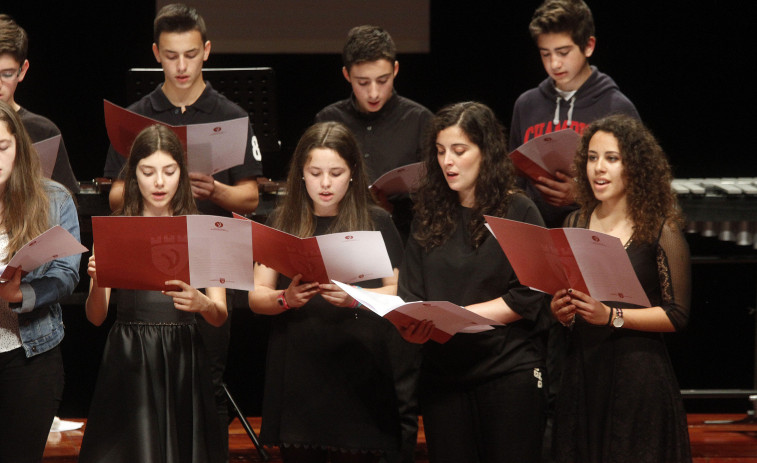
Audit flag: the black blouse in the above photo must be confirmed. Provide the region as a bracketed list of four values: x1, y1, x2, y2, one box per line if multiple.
[399, 194, 550, 387]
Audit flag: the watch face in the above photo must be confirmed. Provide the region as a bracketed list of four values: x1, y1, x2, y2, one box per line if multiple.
[277, 297, 284, 307]
[613, 316, 624, 328]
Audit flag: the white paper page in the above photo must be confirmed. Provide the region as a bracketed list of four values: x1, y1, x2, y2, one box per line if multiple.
[394, 301, 497, 336]
[562, 228, 650, 306]
[186, 116, 249, 175]
[186, 215, 254, 290]
[333, 281, 497, 335]
[32, 135, 61, 179]
[332, 281, 406, 316]
[316, 231, 393, 283]
[0, 226, 87, 282]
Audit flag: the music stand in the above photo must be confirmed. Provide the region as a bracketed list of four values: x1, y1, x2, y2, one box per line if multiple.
[223, 383, 269, 460]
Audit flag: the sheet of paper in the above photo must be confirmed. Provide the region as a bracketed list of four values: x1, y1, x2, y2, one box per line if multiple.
[334, 281, 497, 344]
[509, 129, 580, 182]
[562, 228, 650, 306]
[315, 231, 394, 283]
[484, 216, 650, 306]
[32, 135, 61, 179]
[186, 215, 254, 290]
[185, 117, 248, 174]
[369, 162, 426, 196]
[103, 100, 247, 175]
[92, 215, 254, 291]
[0, 226, 87, 282]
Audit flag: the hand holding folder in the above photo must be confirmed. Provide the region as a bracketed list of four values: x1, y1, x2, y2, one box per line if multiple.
[103, 100, 248, 175]
[333, 281, 500, 344]
[485, 215, 650, 307]
[509, 129, 580, 183]
[0, 226, 87, 282]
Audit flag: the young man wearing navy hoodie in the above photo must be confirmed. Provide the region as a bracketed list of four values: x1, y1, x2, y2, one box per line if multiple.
[510, 0, 639, 228]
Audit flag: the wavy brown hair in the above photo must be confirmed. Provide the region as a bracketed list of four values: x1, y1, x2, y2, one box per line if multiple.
[271, 122, 377, 237]
[119, 124, 197, 217]
[0, 101, 50, 261]
[413, 101, 516, 251]
[573, 114, 684, 243]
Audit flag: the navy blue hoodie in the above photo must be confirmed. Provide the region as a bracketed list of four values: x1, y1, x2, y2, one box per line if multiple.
[509, 66, 640, 226]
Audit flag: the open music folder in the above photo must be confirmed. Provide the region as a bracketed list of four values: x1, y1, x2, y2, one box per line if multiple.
[249, 220, 394, 284]
[332, 280, 500, 344]
[0, 226, 87, 282]
[92, 215, 395, 290]
[484, 215, 650, 307]
[103, 100, 248, 175]
[92, 215, 254, 291]
[509, 129, 580, 182]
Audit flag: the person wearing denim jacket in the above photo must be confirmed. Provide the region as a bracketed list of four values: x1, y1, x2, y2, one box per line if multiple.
[0, 99, 81, 463]
[15, 180, 81, 355]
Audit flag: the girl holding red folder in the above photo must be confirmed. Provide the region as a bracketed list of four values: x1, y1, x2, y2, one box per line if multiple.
[248, 121, 410, 463]
[549, 114, 691, 462]
[397, 101, 549, 463]
[80, 124, 227, 462]
[0, 101, 81, 462]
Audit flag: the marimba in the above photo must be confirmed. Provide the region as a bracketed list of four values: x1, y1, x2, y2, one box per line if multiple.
[674, 178, 757, 248]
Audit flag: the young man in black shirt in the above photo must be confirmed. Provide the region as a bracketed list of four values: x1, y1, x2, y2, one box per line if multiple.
[0, 14, 79, 193]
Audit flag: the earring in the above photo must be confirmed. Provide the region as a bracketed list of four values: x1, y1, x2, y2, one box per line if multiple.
[350, 178, 353, 183]
[302, 176, 305, 181]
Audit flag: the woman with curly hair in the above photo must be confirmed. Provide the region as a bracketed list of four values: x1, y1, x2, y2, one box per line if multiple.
[550, 114, 691, 462]
[398, 101, 550, 463]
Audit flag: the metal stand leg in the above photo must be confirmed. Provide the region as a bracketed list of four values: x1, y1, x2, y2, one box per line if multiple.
[222, 382, 269, 461]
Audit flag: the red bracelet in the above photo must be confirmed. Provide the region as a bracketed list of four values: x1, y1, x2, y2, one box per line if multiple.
[277, 291, 291, 310]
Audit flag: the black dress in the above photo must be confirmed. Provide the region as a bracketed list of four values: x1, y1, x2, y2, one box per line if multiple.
[553, 212, 692, 463]
[79, 290, 225, 463]
[260, 209, 406, 457]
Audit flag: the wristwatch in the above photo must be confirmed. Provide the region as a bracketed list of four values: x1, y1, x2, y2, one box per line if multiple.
[612, 307, 624, 328]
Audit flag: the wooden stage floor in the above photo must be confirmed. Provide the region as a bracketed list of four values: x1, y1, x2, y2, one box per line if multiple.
[43, 414, 757, 462]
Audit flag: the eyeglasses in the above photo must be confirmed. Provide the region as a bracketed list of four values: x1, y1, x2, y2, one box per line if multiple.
[0, 68, 21, 83]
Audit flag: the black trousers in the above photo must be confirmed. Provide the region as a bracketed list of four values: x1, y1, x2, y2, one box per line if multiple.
[0, 345, 64, 463]
[421, 368, 547, 463]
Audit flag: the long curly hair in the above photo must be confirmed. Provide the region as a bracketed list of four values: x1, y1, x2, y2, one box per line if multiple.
[573, 114, 684, 243]
[413, 101, 516, 251]
[271, 121, 376, 237]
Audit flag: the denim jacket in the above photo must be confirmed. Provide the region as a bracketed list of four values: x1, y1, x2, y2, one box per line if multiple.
[14, 180, 81, 357]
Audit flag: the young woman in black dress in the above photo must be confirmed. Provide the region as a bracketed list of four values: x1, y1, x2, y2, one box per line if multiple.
[80, 124, 227, 462]
[550, 114, 691, 462]
[248, 121, 408, 463]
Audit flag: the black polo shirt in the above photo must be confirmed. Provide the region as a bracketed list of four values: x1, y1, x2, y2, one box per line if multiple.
[104, 82, 263, 217]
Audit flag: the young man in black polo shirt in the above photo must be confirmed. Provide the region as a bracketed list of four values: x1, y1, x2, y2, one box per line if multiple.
[0, 14, 79, 193]
[315, 25, 432, 243]
[103, 5, 262, 459]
